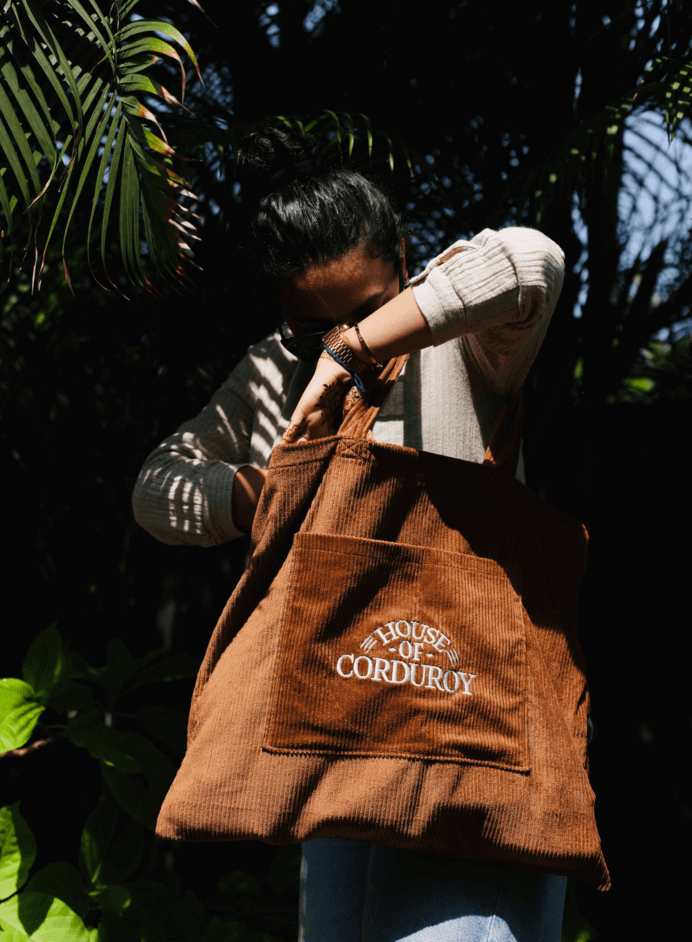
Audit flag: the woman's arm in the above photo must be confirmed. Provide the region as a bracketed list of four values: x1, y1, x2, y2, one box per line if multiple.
[132, 349, 271, 546]
[283, 227, 565, 442]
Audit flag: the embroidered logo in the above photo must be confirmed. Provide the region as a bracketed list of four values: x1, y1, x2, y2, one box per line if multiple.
[335, 619, 476, 695]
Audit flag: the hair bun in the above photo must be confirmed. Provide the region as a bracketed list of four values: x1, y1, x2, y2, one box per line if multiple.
[236, 123, 334, 199]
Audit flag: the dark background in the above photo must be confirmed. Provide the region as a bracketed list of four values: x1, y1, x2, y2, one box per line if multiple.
[2, 1, 691, 938]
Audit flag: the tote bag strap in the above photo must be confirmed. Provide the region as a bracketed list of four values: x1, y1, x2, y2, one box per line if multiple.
[338, 354, 410, 439]
[481, 383, 524, 479]
[339, 354, 524, 480]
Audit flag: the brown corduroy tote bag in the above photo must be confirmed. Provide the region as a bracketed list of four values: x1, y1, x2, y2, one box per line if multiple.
[156, 355, 610, 891]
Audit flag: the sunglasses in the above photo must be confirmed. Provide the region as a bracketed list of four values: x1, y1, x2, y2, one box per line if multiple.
[279, 262, 405, 362]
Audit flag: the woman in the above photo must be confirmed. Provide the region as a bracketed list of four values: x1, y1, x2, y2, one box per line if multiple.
[133, 124, 569, 941]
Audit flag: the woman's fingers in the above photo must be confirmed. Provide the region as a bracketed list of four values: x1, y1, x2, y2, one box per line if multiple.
[281, 357, 352, 443]
[282, 418, 308, 444]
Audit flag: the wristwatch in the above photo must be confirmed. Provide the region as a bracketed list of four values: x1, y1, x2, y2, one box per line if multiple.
[321, 325, 380, 394]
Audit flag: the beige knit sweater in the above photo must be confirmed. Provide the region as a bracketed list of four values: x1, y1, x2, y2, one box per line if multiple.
[132, 226, 565, 547]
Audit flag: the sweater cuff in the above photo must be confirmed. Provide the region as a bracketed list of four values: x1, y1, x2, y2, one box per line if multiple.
[411, 233, 520, 346]
[205, 462, 251, 543]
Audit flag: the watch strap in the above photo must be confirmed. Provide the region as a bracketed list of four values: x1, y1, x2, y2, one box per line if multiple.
[321, 326, 380, 394]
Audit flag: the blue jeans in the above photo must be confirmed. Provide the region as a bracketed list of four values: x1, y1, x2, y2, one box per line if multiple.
[299, 839, 567, 942]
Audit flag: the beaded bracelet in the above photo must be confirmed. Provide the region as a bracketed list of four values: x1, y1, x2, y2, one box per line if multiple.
[353, 323, 384, 369]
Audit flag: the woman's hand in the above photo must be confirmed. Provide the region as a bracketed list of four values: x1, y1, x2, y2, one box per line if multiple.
[232, 465, 268, 530]
[282, 353, 354, 443]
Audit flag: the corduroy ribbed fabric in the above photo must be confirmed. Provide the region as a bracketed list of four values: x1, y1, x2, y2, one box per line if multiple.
[155, 356, 610, 892]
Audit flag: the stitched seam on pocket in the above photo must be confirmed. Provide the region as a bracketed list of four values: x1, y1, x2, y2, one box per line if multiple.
[260, 541, 299, 750]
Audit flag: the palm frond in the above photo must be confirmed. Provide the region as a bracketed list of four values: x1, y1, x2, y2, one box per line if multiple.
[0, 0, 202, 295]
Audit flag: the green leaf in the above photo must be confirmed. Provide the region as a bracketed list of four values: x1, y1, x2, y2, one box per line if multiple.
[0, 803, 37, 902]
[161, 888, 205, 942]
[0, 891, 93, 942]
[22, 625, 70, 701]
[125, 879, 178, 916]
[123, 878, 180, 939]
[0, 916, 30, 940]
[624, 376, 656, 394]
[0, 679, 44, 753]
[136, 706, 187, 758]
[69, 654, 105, 683]
[88, 883, 131, 915]
[47, 681, 95, 715]
[67, 715, 142, 774]
[80, 794, 143, 888]
[86, 98, 122, 291]
[215, 871, 261, 896]
[89, 641, 163, 704]
[78, 794, 117, 887]
[264, 846, 301, 897]
[117, 20, 203, 87]
[135, 652, 201, 686]
[24, 863, 89, 921]
[12, 0, 83, 134]
[100, 733, 176, 831]
[96, 911, 140, 942]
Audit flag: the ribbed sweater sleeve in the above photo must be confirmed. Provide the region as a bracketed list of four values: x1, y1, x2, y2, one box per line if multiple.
[411, 227, 565, 343]
[131, 361, 258, 547]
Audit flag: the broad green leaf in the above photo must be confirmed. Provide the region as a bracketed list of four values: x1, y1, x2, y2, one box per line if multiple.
[119, 879, 178, 941]
[89, 640, 162, 706]
[96, 911, 140, 942]
[136, 705, 187, 759]
[78, 794, 117, 887]
[265, 846, 301, 897]
[100, 733, 176, 831]
[161, 888, 204, 942]
[0, 803, 36, 902]
[22, 624, 70, 701]
[125, 879, 178, 916]
[135, 652, 201, 686]
[24, 863, 89, 921]
[88, 883, 131, 915]
[0, 679, 44, 753]
[47, 680, 95, 715]
[0, 891, 93, 942]
[67, 715, 142, 774]
[79, 794, 143, 887]
[215, 871, 261, 896]
[0, 916, 30, 941]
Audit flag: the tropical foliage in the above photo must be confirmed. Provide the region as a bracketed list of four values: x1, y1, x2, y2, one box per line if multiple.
[2, 3, 692, 941]
[0, 625, 300, 940]
[0, 0, 204, 295]
[2, 2, 692, 299]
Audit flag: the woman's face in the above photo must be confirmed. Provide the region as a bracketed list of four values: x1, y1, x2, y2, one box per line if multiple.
[279, 243, 407, 339]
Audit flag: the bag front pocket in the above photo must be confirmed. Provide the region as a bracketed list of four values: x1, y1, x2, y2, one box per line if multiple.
[263, 532, 529, 771]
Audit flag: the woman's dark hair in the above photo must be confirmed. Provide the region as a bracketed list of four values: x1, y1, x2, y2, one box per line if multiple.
[235, 122, 409, 292]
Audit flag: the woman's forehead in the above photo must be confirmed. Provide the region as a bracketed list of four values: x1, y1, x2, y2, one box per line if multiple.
[280, 249, 395, 321]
